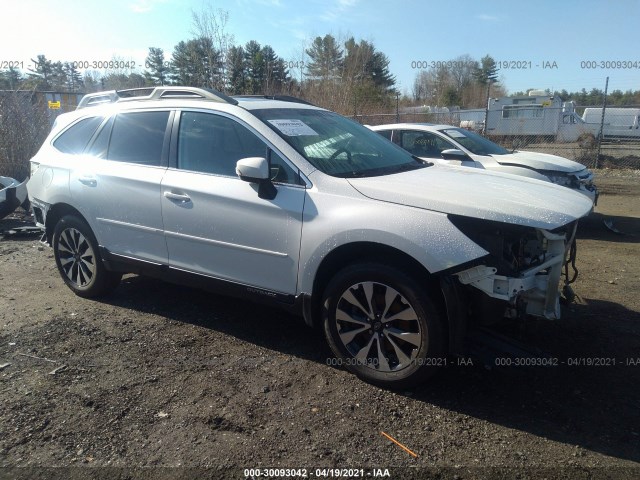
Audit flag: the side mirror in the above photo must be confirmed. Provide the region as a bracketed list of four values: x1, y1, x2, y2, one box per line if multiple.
[440, 148, 471, 161]
[236, 157, 269, 182]
[236, 157, 277, 200]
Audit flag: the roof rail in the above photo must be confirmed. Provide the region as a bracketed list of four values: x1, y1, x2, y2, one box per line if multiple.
[77, 86, 238, 109]
[77, 91, 120, 108]
[232, 95, 316, 106]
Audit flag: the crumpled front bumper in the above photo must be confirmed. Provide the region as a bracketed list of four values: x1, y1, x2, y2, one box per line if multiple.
[575, 170, 598, 206]
[580, 182, 599, 206]
[454, 227, 575, 320]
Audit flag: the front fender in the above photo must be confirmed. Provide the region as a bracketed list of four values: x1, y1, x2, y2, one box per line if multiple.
[297, 188, 488, 294]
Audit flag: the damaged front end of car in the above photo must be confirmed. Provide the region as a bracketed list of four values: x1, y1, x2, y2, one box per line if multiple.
[447, 214, 579, 323]
[544, 169, 599, 205]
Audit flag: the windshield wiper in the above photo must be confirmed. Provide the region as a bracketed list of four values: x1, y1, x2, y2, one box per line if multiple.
[338, 158, 429, 178]
[342, 171, 372, 178]
[412, 155, 434, 166]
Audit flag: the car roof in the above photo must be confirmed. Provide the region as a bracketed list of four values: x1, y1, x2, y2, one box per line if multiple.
[370, 123, 456, 131]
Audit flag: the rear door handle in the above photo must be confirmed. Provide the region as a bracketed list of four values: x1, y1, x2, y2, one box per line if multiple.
[78, 175, 96, 187]
[163, 191, 191, 202]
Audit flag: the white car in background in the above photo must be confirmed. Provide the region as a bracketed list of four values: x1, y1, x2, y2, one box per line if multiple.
[370, 123, 598, 204]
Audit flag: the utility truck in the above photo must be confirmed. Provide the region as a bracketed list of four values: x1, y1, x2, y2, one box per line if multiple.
[484, 94, 599, 143]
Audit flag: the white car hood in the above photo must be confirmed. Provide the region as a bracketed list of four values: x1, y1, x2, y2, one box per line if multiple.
[491, 150, 585, 173]
[348, 166, 593, 230]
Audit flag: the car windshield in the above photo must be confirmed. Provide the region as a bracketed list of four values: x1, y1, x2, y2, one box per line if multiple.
[252, 108, 426, 177]
[440, 127, 509, 156]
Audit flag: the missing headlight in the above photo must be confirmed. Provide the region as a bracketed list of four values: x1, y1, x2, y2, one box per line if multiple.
[448, 215, 555, 276]
[544, 171, 581, 189]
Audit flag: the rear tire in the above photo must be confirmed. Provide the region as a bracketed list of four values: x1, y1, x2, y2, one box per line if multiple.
[52, 215, 121, 298]
[322, 263, 445, 389]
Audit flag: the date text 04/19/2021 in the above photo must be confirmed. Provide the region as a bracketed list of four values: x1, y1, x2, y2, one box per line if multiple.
[243, 468, 391, 478]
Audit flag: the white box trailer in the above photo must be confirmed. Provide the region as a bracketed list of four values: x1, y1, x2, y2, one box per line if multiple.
[582, 107, 640, 139]
[485, 95, 599, 142]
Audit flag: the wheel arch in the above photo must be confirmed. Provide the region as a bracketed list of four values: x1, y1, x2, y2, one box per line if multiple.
[44, 203, 90, 244]
[306, 242, 446, 329]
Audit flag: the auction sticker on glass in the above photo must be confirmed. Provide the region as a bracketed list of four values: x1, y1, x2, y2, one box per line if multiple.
[443, 129, 466, 138]
[268, 119, 318, 136]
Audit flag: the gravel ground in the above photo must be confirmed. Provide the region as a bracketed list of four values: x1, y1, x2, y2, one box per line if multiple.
[0, 174, 639, 480]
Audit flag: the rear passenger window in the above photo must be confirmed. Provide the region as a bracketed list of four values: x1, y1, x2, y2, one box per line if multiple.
[107, 111, 169, 166]
[53, 116, 103, 154]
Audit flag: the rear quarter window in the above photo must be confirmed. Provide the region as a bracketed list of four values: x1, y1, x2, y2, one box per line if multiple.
[52, 116, 103, 154]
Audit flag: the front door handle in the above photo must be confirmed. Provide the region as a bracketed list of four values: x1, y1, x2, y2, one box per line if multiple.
[78, 175, 96, 187]
[163, 191, 191, 202]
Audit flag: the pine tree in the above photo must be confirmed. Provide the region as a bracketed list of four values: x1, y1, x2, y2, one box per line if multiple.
[28, 55, 53, 90]
[63, 62, 83, 91]
[367, 50, 395, 91]
[262, 45, 278, 94]
[170, 38, 222, 88]
[226, 45, 246, 94]
[244, 40, 265, 94]
[271, 57, 291, 93]
[50, 61, 67, 90]
[343, 37, 372, 83]
[144, 47, 169, 86]
[261, 45, 289, 94]
[0, 66, 22, 89]
[473, 55, 499, 86]
[170, 41, 196, 86]
[196, 36, 223, 90]
[82, 71, 101, 93]
[102, 72, 146, 90]
[305, 35, 344, 81]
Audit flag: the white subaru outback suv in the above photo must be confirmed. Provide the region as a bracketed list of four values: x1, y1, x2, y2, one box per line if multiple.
[27, 87, 593, 388]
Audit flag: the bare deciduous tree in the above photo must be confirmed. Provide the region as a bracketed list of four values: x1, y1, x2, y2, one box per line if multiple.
[191, 6, 235, 92]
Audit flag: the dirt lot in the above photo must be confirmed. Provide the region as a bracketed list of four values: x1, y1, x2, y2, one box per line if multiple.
[1, 172, 639, 480]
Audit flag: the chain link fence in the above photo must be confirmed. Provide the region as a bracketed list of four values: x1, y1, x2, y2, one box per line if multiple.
[353, 105, 640, 170]
[0, 91, 82, 180]
[1, 89, 639, 181]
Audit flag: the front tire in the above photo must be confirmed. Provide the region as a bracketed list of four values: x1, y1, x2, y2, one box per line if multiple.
[52, 215, 121, 298]
[322, 263, 445, 389]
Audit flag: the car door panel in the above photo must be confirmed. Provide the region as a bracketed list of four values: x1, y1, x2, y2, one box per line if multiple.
[161, 171, 305, 294]
[161, 110, 305, 295]
[70, 110, 172, 264]
[71, 161, 168, 263]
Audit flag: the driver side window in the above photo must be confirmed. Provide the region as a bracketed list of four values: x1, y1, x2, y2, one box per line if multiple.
[178, 111, 301, 184]
[400, 130, 455, 158]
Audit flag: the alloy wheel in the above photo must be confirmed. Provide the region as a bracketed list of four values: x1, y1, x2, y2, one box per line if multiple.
[56, 227, 96, 288]
[335, 281, 423, 372]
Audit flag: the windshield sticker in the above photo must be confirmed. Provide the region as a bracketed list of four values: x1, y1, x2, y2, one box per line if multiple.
[444, 129, 466, 138]
[268, 119, 319, 136]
